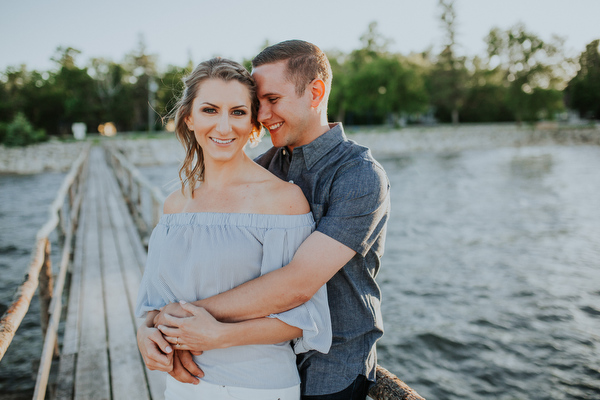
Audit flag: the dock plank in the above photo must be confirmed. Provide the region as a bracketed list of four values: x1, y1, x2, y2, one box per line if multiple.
[101, 155, 166, 399]
[55, 147, 164, 400]
[74, 149, 111, 400]
[53, 179, 87, 400]
[97, 153, 151, 400]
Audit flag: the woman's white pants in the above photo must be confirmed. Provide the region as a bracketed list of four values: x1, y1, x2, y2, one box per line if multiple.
[164, 375, 300, 400]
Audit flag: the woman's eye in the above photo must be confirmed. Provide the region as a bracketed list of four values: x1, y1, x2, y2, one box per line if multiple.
[202, 107, 216, 114]
[268, 97, 278, 104]
[232, 110, 246, 116]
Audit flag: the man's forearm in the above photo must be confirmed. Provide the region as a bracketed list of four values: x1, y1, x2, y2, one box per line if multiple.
[195, 268, 307, 322]
[195, 231, 355, 322]
[218, 318, 302, 348]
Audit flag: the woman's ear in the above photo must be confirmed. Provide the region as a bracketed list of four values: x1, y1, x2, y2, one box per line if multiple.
[185, 116, 193, 131]
[309, 79, 326, 109]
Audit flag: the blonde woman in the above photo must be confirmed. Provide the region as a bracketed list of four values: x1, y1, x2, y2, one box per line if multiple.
[135, 58, 331, 400]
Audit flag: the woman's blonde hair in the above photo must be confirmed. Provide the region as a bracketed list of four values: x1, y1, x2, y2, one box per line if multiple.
[171, 57, 262, 195]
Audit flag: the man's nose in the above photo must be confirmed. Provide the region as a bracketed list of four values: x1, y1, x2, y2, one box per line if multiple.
[257, 104, 271, 123]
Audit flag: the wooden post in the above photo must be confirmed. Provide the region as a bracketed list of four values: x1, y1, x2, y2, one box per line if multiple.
[38, 239, 58, 357]
[152, 197, 161, 228]
[369, 365, 426, 400]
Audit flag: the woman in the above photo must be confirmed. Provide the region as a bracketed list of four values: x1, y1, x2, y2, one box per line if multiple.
[135, 58, 331, 399]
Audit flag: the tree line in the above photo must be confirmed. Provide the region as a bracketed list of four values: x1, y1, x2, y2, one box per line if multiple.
[1, 2, 599, 146]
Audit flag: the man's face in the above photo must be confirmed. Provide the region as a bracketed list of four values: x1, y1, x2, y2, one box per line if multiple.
[252, 61, 312, 151]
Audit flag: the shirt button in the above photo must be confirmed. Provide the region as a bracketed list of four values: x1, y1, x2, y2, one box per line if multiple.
[289, 180, 294, 184]
[282, 149, 286, 155]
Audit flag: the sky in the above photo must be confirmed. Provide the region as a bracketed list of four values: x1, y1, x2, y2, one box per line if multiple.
[1, 0, 599, 72]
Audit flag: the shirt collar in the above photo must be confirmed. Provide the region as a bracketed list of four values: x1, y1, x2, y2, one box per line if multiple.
[293, 123, 346, 170]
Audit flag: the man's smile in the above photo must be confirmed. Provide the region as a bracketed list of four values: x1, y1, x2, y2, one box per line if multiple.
[267, 122, 284, 132]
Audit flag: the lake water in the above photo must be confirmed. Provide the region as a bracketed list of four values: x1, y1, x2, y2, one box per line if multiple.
[1, 144, 599, 399]
[0, 171, 66, 399]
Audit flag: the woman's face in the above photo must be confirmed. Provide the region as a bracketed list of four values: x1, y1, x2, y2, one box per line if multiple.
[186, 78, 254, 164]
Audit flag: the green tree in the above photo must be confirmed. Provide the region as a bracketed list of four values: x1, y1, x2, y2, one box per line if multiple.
[155, 64, 189, 124]
[0, 65, 28, 123]
[1, 112, 46, 147]
[51, 47, 101, 133]
[124, 36, 158, 131]
[566, 39, 600, 119]
[340, 22, 429, 125]
[460, 57, 512, 122]
[485, 23, 566, 122]
[89, 57, 136, 131]
[429, 0, 468, 124]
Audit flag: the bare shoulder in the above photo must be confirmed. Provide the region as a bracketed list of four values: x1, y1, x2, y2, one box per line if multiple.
[163, 188, 188, 214]
[261, 175, 310, 215]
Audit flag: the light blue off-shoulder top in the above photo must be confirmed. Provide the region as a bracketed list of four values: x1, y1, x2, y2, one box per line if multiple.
[135, 211, 331, 389]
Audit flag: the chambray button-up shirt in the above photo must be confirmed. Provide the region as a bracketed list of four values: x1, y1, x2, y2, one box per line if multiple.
[256, 123, 391, 395]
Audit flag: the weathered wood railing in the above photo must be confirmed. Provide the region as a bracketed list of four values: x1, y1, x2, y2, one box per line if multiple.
[370, 365, 425, 399]
[105, 146, 166, 246]
[0, 144, 90, 399]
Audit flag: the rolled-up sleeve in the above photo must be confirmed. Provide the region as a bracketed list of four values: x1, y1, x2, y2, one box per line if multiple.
[269, 285, 331, 354]
[261, 220, 332, 354]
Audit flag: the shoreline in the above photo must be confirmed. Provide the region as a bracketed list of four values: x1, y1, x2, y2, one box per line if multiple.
[2, 124, 599, 174]
[0, 140, 89, 174]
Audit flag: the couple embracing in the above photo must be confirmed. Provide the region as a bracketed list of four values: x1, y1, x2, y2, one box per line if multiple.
[135, 40, 390, 400]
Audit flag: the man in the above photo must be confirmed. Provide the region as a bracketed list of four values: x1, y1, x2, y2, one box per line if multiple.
[138, 40, 390, 399]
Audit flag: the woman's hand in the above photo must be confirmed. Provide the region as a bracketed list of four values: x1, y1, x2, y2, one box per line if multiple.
[158, 301, 228, 352]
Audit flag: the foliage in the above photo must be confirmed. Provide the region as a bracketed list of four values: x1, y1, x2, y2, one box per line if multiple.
[458, 57, 513, 122]
[566, 39, 600, 119]
[155, 64, 189, 124]
[429, 0, 468, 124]
[330, 22, 429, 126]
[1, 112, 46, 147]
[485, 23, 567, 122]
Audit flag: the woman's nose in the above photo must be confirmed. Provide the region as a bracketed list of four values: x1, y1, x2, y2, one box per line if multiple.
[216, 114, 231, 134]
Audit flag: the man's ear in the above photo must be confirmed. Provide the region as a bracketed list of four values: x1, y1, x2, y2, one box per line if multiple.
[309, 79, 326, 109]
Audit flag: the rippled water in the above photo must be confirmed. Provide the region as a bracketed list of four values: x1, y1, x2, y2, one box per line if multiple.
[375, 146, 600, 399]
[0, 172, 66, 399]
[2, 144, 599, 399]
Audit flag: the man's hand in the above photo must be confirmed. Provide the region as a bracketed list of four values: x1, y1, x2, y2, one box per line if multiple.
[158, 301, 228, 352]
[154, 302, 192, 327]
[137, 318, 173, 372]
[170, 350, 204, 384]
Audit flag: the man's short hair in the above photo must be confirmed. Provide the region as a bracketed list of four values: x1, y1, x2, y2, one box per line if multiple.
[252, 40, 332, 97]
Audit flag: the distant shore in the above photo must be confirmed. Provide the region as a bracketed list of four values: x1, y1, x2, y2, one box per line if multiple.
[0, 140, 89, 174]
[2, 123, 599, 174]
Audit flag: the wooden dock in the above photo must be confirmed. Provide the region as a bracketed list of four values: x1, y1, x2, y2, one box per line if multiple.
[54, 147, 165, 400]
[44, 145, 423, 400]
